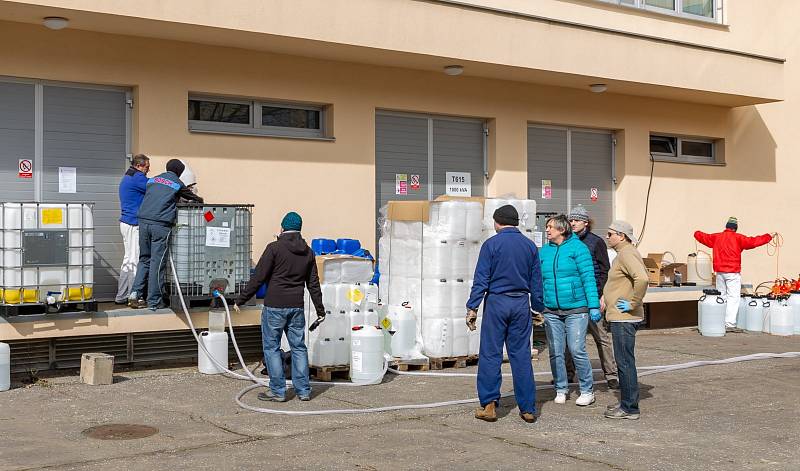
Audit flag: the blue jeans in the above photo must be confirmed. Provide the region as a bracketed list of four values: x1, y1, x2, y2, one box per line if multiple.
[610, 322, 640, 414]
[131, 223, 171, 308]
[261, 306, 310, 398]
[477, 293, 536, 414]
[544, 312, 593, 394]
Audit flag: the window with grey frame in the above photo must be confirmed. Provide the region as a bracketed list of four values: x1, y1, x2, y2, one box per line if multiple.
[600, 0, 719, 22]
[188, 95, 327, 139]
[649, 134, 718, 164]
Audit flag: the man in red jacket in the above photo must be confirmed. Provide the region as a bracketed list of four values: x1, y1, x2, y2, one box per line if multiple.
[694, 217, 773, 332]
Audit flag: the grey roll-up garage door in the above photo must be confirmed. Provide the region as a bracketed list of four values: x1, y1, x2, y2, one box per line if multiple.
[376, 112, 485, 239]
[0, 82, 35, 201]
[41, 85, 128, 301]
[527, 127, 568, 217]
[528, 125, 613, 238]
[432, 119, 485, 199]
[570, 131, 613, 235]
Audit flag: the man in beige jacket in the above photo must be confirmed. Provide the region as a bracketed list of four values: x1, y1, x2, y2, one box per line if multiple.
[602, 220, 649, 420]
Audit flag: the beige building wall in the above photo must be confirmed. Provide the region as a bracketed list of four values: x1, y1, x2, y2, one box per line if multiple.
[0, 0, 796, 288]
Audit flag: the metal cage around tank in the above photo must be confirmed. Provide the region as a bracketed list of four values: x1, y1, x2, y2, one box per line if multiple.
[167, 204, 253, 304]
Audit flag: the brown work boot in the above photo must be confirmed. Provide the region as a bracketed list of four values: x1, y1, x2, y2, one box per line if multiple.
[519, 412, 537, 423]
[475, 402, 497, 422]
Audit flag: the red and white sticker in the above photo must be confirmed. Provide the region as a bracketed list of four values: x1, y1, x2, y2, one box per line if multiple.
[18, 159, 33, 179]
[590, 187, 599, 202]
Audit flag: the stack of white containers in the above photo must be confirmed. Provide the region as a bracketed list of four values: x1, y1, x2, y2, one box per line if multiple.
[0, 202, 94, 305]
[305, 257, 376, 367]
[379, 197, 537, 360]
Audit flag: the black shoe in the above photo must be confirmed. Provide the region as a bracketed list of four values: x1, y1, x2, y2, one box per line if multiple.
[114, 300, 128, 305]
[606, 378, 620, 390]
[260, 367, 268, 376]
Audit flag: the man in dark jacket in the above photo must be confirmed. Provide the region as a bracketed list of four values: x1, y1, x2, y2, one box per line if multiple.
[129, 159, 203, 310]
[116, 154, 149, 304]
[234, 212, 325, 402]
[565, 205, 619, 389]
[467, 205, 544, 424]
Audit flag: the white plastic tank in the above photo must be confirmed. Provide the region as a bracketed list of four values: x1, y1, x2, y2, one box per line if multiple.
[0, 342, 10, 392]
[386, 303, 416, 358]
[762, 299, 773, 334]
[422, 318, 452, 358]
[451, 240, 469, 279]
[310, 337, 336, 366]
[422, 238, 451, 279]
[198, 331, 229, 374]
[745, 296, 765, 332]
[464, 202, 484, 242]
[519, 200, 537, 230]
[687, 252, 713, 286]
[768, 299, 794, 336]
[421, 278, 451, 320]
[350, 325, 385, 384]
[789, 292, 800, 335]
[450, 317, 470, 357]
[737, 294, 751, 329]
[434, 201, 468, 240]
[698, 290, 725, 337]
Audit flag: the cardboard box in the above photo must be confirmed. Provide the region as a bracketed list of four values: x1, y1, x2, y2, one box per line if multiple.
[644, 253, 688, 286]
[433, 195, 487, 206]
[386, 201, 431, 222]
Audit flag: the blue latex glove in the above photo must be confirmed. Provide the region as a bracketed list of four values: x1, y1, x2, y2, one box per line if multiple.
[616, 299, 632, 313]
[589, 308, 602, 322]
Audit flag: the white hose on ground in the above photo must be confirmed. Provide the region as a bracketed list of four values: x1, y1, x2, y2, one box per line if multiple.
[169, 255, 800, 416]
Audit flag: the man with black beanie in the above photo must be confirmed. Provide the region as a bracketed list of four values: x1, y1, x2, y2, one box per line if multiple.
[467, 204, 544, 424]
[129, 159, 203, 310]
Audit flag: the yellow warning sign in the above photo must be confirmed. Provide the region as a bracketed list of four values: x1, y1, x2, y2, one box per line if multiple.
[41, 208, 63, 225]
[347, 288, 364, 304]
[380, 317, 392, 330]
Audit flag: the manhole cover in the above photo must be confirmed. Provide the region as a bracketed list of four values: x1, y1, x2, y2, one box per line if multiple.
[82, 424, 159, 440]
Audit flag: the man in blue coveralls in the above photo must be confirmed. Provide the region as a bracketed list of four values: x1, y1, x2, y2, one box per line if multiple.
[467, 204, 544, 424]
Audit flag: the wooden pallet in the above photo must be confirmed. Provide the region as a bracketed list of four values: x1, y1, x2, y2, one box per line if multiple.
[427, 355, 476, 370]
[0, 300, 97, 317]
[389, 357, 430, 372]
[309, 364, 349, 382]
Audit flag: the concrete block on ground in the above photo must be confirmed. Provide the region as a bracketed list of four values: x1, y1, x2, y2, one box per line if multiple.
[80, 352, 114, 386]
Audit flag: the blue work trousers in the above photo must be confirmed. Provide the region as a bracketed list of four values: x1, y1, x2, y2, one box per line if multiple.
[131, 222, 171, 308]
[261, 306, 311, 398]
[610, 321, 640, 414]
[477, 293, 536, 414]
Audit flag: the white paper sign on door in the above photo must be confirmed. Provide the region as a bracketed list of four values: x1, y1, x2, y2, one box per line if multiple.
[58, 167, 77, 193]
[206, 227, 231, 248]
[445, 172, 471, 197]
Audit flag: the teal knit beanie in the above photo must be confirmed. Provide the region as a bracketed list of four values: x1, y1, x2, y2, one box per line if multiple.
[281, 212, 302, 231]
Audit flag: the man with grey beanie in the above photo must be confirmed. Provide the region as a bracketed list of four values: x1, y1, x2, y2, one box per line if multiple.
[565, 205, 618, 390]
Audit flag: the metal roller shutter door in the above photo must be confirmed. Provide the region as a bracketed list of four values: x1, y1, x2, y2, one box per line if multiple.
[570, 131, 614, 235]
[432, 119, 485, 199]
[0, 82, 36, 201]
[527, 126, 568, 216]
[41, 85, 128, 301]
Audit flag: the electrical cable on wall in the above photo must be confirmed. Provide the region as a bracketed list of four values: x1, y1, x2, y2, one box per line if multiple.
[635, 153, 656, 246]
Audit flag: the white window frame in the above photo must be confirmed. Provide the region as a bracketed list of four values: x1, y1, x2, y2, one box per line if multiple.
[650, 133, 719, 165]
[599, 0, 721, 23]
[188, 94, 330, 140]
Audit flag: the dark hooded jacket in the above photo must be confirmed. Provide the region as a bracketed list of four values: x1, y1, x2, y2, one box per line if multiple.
[236, 231, 325, 315]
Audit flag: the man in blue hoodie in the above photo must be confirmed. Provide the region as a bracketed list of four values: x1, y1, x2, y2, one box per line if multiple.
[116, 154, 150, 304]
[129, 159, 203, 310]
[467, 204, 545, 424]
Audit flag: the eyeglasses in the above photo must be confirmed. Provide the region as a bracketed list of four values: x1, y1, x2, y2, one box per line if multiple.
[606, 231, 620, 238]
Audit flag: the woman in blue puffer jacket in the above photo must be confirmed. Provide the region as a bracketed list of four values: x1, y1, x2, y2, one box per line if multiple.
[539, 214, 600, 407]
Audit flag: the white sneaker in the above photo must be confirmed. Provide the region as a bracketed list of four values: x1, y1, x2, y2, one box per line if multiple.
[575, 392, 596, 407]
[554, 392, 568, 404]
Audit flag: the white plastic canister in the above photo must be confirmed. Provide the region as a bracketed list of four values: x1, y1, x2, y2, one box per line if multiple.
[350, 325, 385, 385]
[788, 292, 800, 335]
[198, 331, 229, 375]
[698, 290, 725, 337]
[768, 299, 794, 336]
[387, 303, 416, 358]
[745, 297, 765, 332]
[737, 294, 751, 329]
[0, 342, 10, 391]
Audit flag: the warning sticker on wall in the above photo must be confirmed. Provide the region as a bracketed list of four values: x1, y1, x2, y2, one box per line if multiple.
[395, 173, 408, 195]
[205, 227, 231, 248]
[410, 174, 420, 191]
[541, 180, 552, 200]
[590, 187, 599, 203]
[18, 159, 33, 179]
